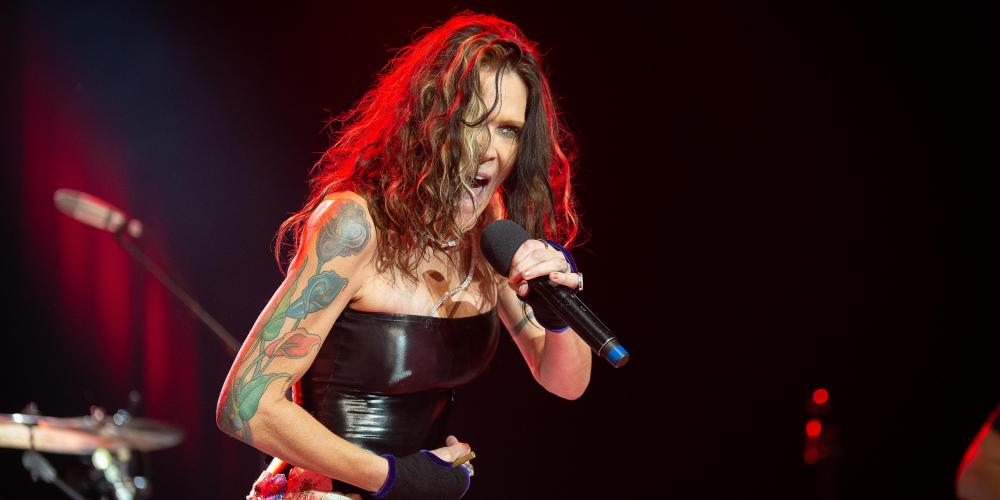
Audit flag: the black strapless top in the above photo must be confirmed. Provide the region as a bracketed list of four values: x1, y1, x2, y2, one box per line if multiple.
[299, 306, 500, 460]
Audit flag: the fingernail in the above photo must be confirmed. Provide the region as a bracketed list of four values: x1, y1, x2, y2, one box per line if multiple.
[552, 272, 562, 279]
[524, 272, 532, 278]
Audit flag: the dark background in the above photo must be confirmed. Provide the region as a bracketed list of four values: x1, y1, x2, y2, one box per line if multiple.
[1, 1, 994, 498]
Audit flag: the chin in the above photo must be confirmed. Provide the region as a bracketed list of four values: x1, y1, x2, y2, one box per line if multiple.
[457, 213, 478, 232]
[457, 207, 488, 233]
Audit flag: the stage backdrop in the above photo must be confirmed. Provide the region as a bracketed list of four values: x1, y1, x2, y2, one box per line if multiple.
[2, 1, 993, 498]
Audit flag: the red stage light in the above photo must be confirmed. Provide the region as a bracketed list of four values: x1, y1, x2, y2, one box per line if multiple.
[805, 418, 823, 438]
[812, 388, 829, 405]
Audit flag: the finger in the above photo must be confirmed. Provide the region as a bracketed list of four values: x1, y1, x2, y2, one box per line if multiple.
[446, 435, 471, 455]
[549, 272, 581, 289]
[452, 451, 476, 468]
[509, 239, 545, 269]
[512, 255, 567, 296]
[508, 260, 534, 289]
[508, 240, 546, 285]
[429, 448, 453, 462]
[521, 255, 570, 281]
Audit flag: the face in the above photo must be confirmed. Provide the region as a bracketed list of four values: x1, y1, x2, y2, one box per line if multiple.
[458, 67, 527, 231]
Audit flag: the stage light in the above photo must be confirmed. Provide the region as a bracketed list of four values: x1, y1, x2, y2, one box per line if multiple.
[805, 418, 823, 438]
[812, 388, 829, 406]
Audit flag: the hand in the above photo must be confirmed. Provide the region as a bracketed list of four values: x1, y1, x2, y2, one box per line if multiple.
[428, 435, 474, 465]
[375, 435, 473, 499]
[507, 239, 581, 297]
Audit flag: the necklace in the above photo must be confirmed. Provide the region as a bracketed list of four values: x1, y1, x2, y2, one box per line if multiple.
[426, 241, 475, 317]
[420, 233, 459, 249]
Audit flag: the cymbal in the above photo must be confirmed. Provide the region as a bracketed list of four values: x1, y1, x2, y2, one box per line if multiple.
[100, 416, 184, 452]
[0, 413, 183, 455]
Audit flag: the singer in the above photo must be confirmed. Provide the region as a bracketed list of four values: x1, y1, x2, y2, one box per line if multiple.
[216, 11, 591, 499]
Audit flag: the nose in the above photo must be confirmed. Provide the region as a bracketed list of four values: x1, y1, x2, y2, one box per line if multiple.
[477, 127, 496, 164]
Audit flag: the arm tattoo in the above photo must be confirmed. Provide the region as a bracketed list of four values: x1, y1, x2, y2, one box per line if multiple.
[513, 305, 536, 336]
[218, 200, 370, 444]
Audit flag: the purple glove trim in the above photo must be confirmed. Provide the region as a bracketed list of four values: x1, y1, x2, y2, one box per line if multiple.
[371, 454, 397, 498]
[421, 449, 472, 496]
[419, 449, 452, 467]
[542, 239, 576, 333]
[544, 239, 578, 273]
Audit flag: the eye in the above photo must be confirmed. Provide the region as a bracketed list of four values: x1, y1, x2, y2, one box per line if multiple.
[498, 125, 520, 139]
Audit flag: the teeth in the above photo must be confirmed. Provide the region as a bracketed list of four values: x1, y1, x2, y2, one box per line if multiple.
[471, 175, 489, 189]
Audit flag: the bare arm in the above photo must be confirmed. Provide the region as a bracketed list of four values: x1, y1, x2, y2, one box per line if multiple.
[494, 238, 591, 400]
[215, 193, 388, 492]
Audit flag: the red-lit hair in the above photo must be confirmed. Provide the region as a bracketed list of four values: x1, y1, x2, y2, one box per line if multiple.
[276, 11, 580, 282]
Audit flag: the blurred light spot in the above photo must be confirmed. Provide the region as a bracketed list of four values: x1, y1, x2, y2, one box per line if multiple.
[805, 418, 823, 438]
[812, 388, 829, 405]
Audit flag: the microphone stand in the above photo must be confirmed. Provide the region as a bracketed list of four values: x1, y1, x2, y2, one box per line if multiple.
[113, 228, 240, 356]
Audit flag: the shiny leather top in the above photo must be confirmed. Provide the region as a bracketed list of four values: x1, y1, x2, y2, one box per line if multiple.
[299, 306, 500, 457]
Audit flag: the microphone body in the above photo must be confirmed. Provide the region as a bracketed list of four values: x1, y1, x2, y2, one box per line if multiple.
[481, 220, 630, 368]
[526, 276, 629, 367]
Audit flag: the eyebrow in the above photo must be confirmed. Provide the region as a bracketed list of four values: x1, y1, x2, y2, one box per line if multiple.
[498, 117, 525, 128]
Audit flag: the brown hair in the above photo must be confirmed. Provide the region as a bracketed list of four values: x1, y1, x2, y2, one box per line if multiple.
[276, 11, 580, 283]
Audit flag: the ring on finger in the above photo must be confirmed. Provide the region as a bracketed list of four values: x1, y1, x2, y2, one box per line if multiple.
[576, 272, 584, 292]
[460, 462, 475, 476]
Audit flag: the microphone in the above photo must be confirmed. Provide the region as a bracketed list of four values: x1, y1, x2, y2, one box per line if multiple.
[481, 220, 630, 368]
[53, 189, 143, 238]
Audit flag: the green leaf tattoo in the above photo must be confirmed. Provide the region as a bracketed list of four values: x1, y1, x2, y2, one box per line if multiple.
[218, 200, 370, 445]
[260, 269, 300, 341]
[237, 373, 289, 421]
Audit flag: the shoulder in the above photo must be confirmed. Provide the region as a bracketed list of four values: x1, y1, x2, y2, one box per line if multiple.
[300, 190, 377, 265]
[308, 190, 372, 227]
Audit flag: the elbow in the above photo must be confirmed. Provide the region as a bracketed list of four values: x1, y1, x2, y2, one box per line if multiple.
[561, 376, 591, 400]
[217, 393, 288, 448]
[539, 371, 590, 401]
[554, 386, 586, 401]
[215, 407, 231, 434]
[215, 392, 245, 439]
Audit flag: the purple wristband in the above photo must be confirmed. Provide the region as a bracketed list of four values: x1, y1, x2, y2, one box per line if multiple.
[371, 454, 397, 498]
[545, 239, 578, 273]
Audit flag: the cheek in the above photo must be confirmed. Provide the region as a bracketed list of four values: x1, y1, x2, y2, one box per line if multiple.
[497, 145, 517, 182]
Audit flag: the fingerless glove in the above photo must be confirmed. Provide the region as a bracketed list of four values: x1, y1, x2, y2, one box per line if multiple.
[520, 239, 578, 333]
[372, 450, 471, 499]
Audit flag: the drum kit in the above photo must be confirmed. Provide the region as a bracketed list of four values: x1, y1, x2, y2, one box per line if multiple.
[1, 402, 183, 499]
[3, 190, 243, 498]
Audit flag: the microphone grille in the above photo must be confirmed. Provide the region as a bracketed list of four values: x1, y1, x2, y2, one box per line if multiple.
[480, 220, 531, 277]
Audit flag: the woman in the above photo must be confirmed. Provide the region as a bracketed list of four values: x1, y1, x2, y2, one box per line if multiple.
[217, 11, 592, 499]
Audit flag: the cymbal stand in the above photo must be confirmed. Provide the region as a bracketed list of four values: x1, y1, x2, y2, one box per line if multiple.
[20, 424, 87, 500]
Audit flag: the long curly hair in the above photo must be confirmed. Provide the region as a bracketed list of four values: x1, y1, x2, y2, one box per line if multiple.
[276, 11, 581, 283]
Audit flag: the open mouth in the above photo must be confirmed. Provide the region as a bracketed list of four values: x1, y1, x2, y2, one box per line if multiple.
[470, 174, 491, 197]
